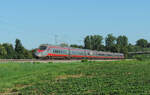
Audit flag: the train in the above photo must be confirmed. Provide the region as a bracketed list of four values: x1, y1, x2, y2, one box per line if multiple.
[35, 44, 124, 59]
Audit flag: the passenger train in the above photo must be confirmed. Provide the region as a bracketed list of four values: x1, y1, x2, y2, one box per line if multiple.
[35, 44, 124, 59]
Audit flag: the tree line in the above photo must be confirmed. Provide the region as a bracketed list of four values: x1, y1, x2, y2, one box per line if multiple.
[0, 39, 33, 59]
[0, 34, 150, 59]
[71, 34, 150, 58]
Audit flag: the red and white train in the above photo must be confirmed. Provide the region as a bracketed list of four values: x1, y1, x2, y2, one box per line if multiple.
[35, 44, 124, 59]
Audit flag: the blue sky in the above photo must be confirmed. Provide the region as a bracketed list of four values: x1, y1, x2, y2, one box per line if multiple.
[0, 0, 150, 49]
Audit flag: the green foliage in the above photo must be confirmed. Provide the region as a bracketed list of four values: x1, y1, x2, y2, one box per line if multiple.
[133, 55, 150, 61]
[147, 43, 150, 48]
[136, 39, 148, 48]
[15, 39, 25, 59]
[0, 45, 7, 59]
[15, 39, 24, 54]
[81, 59, 88, 62]
[120, 46, 128, 58]
[0, 39, 33, 59]
[23, 49, 33, 59]
[2, 43, 16, 59]
[91, 35, 103, 50]
[84, 35, 91, 49]
[127, 44, 150, 52]
[70, 44, 84, 49]
[116, 35, 128, 58]
[84, 35, 103, 51]
[48, 62, 53, 64]
[15, 39, 33, 59]
[84, 34, 130, 58]
[105, 34, 117, 52]
[1, 60, 150, 94]
[117, 35, 128, 47]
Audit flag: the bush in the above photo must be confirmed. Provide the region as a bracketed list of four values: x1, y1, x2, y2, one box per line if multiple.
[32, 62, 41, 64]
[133, 55, 150, 61]
[81, 59, 88, 62]
[48, 62, 53, 64]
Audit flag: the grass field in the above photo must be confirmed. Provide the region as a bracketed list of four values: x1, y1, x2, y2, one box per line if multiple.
[0, 60, 150, 95]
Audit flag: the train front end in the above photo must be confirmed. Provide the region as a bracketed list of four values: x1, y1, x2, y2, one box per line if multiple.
[35, 45, 48, 58]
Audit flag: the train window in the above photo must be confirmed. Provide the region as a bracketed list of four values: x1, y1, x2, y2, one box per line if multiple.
[72, 50, 78, 55]
[62, 50, 65, 54]
[39, 46, 47, 50]
[63, 50, 67, 54]
[61, 50, 63, 54]
[53, 49, 59, 54]
[55, 50, 57, 53]
[58, 50, 61, 54]
[54, 49, 56, 53]
[53, 49, 55, 53]
[53, 49, 67, 54]
[48, 49, 51, 53]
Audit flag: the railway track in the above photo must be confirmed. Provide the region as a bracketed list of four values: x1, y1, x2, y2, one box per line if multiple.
[0, 59, 119, 63]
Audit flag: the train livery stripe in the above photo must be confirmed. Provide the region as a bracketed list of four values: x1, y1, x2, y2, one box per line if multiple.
[47, 53, 68, 57]
[47, 53, 123, 59]
[37, 50, 45, 52]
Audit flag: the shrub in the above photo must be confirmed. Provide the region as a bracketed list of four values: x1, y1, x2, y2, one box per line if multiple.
[133, 55, 150, 61]
[81, 59, 88, 63]
[48, 62, 53, 64]
[32, 62, 41, 64]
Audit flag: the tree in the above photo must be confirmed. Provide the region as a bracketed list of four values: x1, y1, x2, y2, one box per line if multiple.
[116, 35, 128, 58]
[84, 36, 91, 49]
[70, 44, 84, 49]
[120, 46, 128, 58]
[127, 43, 135, 52]
[147, 43, 150, 48]
[91, 35, 103, 50]
[84, 35, 103, 51]
[23, 49, 33, 59]
[15, 39, 25, 59]
[98, 44, 105, 51]
[117, 35, 128, 47]
[105, 34, 116, 52]
[3, 43, 16, 59]
[0, 45, 7, 59]
[136, 39, 148, 48]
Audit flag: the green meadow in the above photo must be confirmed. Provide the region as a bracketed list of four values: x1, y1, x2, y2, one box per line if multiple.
[0, 60, 150, 95]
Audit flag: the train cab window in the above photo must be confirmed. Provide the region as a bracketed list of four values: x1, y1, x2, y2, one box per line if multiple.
[39, 46, 47, 50]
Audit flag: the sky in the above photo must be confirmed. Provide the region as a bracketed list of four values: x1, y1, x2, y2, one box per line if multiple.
[0, 0, 150, 49]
